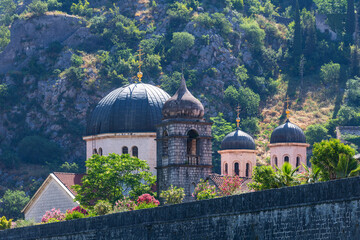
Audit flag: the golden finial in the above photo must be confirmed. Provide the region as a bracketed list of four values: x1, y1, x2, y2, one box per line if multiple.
[236, 105, 241, 129]
[136, 46, 144, 82]
[285, 96, 290, 119]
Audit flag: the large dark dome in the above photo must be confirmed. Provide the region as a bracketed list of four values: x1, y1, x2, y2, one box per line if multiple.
[162, 77, 204, 119]
[221, 129, 256, 150]
[86, 83, 170, 135]
[270, 119, 306, 144]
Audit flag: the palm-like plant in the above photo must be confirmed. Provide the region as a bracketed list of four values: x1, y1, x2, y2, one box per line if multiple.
[274, 162, 300, 187]
[335, 154, 360, 179]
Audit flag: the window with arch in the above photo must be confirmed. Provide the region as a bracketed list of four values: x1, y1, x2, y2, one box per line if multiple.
[296, 156, 301, 169]
[224, 163, 228, 175]
[234, 162, 239, 176]
[284, 156, 289, 163]
[98, 148, 103, 156]
[274, 157, 278, 167]
[162, 130, 169, 157]
[246, 163, 250, 177]
[132, 146, 138, 158]
[93, 149, 98, 155]
[187, 130, 199, 156]
[122, 146, 128, 155]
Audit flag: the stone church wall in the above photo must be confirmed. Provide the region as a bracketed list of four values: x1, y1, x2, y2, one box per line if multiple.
[3, 176, 360, 239]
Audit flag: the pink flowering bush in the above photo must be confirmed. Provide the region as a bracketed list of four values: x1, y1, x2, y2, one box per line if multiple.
[219, 176, 243, 196]
[192, 179, 218, 200]
[135, 194, 159, 210]
[41, 208, 65, 223]
[114, 197, 136, 212]
[64, 206, 88, 220]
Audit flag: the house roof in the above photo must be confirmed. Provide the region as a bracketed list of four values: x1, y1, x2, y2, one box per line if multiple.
[22, 172, 85, 214]
[207, 174, 253, 193]
[53, 172, 86, 196]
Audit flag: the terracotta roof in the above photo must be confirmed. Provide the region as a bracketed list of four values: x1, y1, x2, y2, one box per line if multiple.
[53, 172, 86, 196]
[207, 174, 253, 193]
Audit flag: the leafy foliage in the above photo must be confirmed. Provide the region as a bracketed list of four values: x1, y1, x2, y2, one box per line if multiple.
[0, 190, 29, 220]
[113, 197, 136, 212]
[72, 153, 156, 207]
[93, 200, 112, 216]
[305, 124, 330, 146]
[27, 0, 48, 16]
[0, 216, 12, 230]
[219, 176, 243, 196]
[192, 179, 218, 200]
[160, 185, 185, 205]
[311, 139, 357, 180]
[135, 194, 159, 210]
[17, 135, 63, 165]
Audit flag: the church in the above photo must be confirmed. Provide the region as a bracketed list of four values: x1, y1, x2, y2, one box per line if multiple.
[23, 69, 309, 221]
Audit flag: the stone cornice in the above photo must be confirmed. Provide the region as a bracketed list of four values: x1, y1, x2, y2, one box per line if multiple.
[83, 132, 156, 141]
[218, 149, 258, 154]
[268, 142, 310, 147]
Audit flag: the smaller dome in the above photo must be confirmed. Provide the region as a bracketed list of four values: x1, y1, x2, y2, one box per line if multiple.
[221, 129, 256, 150]
[162, 77, 204, 119]
[270, 119, 306, 144]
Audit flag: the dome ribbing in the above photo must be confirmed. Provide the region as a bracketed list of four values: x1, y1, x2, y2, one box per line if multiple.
[86, 83, 170, 135]
[221, 129, 256, 150]
[270, 119, 306, 144]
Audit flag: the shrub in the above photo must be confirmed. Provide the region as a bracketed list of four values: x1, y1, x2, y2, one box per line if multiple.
[346, 77, 360, 106]
[160, 185, 185, 205]
[71, 0, 93, 17]
[18, 135, 63, 165]
[305, 124, 330, 146]
[47, 0, 62, 11]
[212, 13, 232, 37]
[135, 194, 159, 210]
[192, 179, 218, 200]
[71, 54, 83, 67]
[64, 207, 87, 220]
[0, 216, 12, 230]
[170, 32, 195, 56]
[320, 62, 340, 84]
[219, 176, 243, 196]
[0, 149, 20, 169]
[167, 2, 193, 27]
[14, 219, 36, 228]
[240, 18, 265, 51]
[337, 106, 360, 126]
[41, 208, 65, 223]
[93, 200, 112, 216]
[58, 162, 80, 173]
[27, 0, 48, 16]
[63, 66, 85, 87]
[0, 25, 10, 52]
[0, 190, 30, 220]
[238, 87, 260, 116]
[113, 197, 136, 212]
[143, 54, 162, 78]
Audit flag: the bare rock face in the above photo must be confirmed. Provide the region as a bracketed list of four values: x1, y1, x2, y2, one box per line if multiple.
[0, 13, 95, 74]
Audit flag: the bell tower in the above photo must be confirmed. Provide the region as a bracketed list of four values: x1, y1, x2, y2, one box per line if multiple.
[156, 77, 212, 202]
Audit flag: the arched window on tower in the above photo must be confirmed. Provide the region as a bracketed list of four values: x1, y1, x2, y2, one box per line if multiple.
[224, 163, 228, 175]
[93, 149, 98, 155]
[122, 146, 128, 155]
[234, 162, 239, 176]
[98, 148, 103, 156]
[132, 146, 138, 158]
[187, 130, 199, 165]
[246, 163, 250, 177]
[296, 156, 300, 170]
[162, 131, 169, 157]
[284, 156, 289, 163]
[274, 157, 278, 167]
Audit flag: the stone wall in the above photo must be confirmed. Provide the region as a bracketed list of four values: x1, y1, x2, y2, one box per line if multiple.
[2, 177, 360, 239]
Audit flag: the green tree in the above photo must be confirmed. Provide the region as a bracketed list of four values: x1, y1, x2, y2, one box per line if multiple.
[293, 0, 302, 60]
[311, 139, 357, 180]
[248, 162, 300, 191]
[18, 135, 63, 165]
[346, 76, 360, 106]
[345, 0, 355, 44]
[305, 124, 330, 146]
[27, 0, 48, 16]
[170, 32, 195, 56]
[210, 113, 235, 173]
[72, 153, 156, 207]
[0, 0, 16, 26]
[235, 65, 249, 84]
[0, 190, 30, 220]
[320, 62, 341, 84]
[240, 18, 265, 52]
[0, 25, 10, 52]
[313, 0, 347, 14]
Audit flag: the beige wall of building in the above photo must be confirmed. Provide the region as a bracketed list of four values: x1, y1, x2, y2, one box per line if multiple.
[269, 143, 309, 171]
[83, 133, 157, 174]
[218, 150, 257, 178]
[23, 175, 79, 222]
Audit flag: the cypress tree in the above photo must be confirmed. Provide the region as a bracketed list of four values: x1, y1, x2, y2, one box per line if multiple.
[345, 0, 355, 45]
[293, 0, 302, 58]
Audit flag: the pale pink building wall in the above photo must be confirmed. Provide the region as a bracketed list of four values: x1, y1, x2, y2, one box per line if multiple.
[218, 150, 257, 178]
[83, 133, 157, 174]
[269, 143, 309, 171]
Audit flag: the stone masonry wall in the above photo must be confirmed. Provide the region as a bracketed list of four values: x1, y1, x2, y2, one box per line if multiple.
[2, 177, 360, 239]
